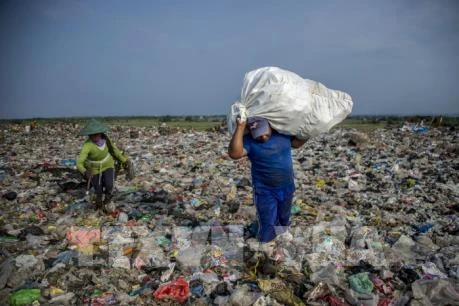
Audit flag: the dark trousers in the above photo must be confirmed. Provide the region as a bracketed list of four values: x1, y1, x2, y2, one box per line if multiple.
[91, 168, 115, 200]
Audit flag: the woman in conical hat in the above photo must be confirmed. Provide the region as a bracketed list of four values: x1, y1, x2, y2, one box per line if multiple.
[77, 119, 129, 212]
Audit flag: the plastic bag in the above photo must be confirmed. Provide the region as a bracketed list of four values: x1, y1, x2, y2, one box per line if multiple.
[227, 103, 247, 134]
[229, 284, 262, 306]
[258, 278, 305, 306]
[228, 67, 353, 138]
[153, 277, 190, 303]
[411, 278, 459, 305]
[8, 289, 41, 306]
[66, 227, 100, 247]
[0, 259, 14, 289]
[91, 292, 118, 305]
[66, 227, 101, 254]
[15, 255, 38, 269]
[348, 272, 374, 294]
[53, 250, 79, 266]
[125, 159, 136, 181]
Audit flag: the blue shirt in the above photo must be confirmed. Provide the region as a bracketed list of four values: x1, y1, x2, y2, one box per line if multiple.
[243, 131, 293, 188]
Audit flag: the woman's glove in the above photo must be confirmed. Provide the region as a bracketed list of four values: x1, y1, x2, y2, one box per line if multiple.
[84, 170, 92, 180]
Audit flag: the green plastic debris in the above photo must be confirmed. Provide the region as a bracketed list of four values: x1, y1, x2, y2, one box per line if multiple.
[91, 288, 103, 297]
[402, 178, 416, 189]
[190, 198, 202, 208]
[157, 236, 171, 248]
[348, 272, 374, 294]
[0, 235, 19, 242]
[291, 205, 301, 215]
[8, 289, 41, 306]
[118, 187, 137, 195]
[140, 214, 153, 222]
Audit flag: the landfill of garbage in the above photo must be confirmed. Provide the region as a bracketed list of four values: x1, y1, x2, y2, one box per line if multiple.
[0, 122, 458, 305]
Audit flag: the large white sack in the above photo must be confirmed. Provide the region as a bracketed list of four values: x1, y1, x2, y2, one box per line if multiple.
[227, 67, 353, 138]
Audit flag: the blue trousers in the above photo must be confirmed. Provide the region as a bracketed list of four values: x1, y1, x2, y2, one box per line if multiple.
[253, 183, 295, 242]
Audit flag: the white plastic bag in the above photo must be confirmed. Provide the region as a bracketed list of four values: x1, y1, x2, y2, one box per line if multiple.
[227, 103, 247, 136]
[227, 67, 353, 138]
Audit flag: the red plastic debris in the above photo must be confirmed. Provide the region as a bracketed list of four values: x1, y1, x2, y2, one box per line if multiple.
[322, 295, 350, 306]
[153, 277, 190, 303]
[378, 297, 395, 306]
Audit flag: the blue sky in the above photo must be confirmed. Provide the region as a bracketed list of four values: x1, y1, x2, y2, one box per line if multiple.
[1, 0, 458, 118]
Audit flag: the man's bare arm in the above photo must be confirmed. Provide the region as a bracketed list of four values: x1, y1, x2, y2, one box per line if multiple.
[228, 119, 248, 159]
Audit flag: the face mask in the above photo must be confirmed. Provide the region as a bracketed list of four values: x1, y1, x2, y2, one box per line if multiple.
[96, 138, 106, 147]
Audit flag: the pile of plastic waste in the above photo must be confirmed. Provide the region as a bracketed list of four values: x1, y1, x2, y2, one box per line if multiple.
[0, 122, 458, 305]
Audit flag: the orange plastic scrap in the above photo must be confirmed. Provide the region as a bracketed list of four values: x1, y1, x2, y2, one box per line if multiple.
[123, 246, 135, 256]
[153, 277, 190, 303]
[66, 227, 101, 248]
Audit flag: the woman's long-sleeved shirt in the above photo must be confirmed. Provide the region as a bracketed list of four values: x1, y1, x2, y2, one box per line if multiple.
[76, 138, 127, 175]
